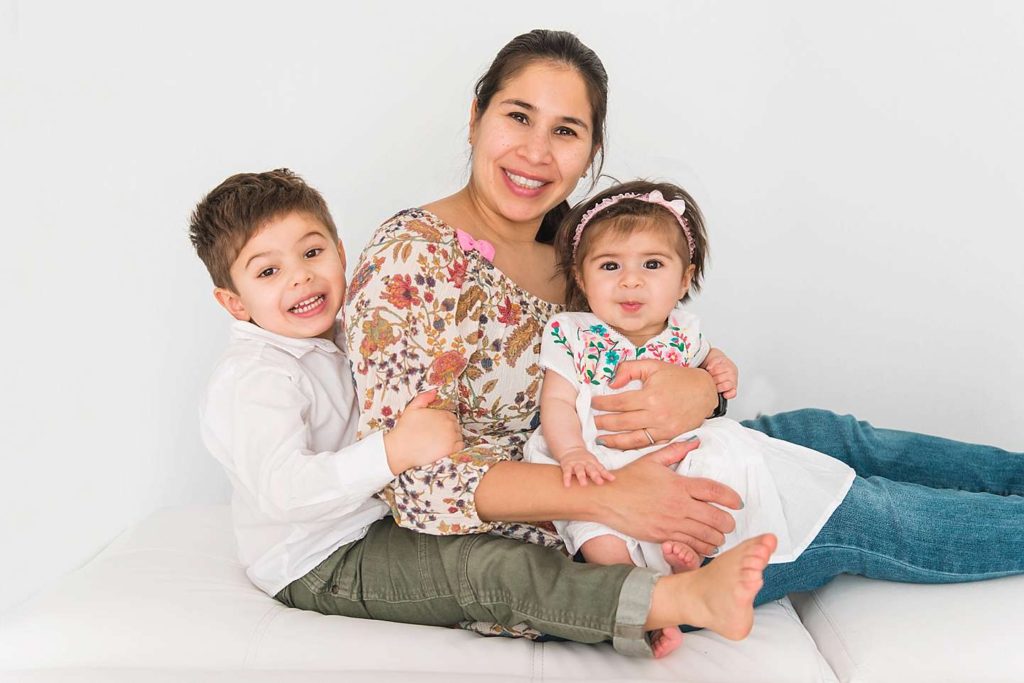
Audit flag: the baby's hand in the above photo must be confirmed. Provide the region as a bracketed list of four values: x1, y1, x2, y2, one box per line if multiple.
[702, 349, 738, 400]
[559, 447, 615, 487]
[384, 389, 464, 474]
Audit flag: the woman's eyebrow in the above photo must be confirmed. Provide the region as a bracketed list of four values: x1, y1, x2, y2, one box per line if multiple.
[500, 98, 590, 131]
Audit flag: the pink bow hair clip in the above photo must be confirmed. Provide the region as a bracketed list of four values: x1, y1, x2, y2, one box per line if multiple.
[645, 190, 687, 219]
[456, 229, 496, 262]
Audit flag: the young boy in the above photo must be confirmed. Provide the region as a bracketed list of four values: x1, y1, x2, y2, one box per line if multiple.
[189, 168, 776, 659]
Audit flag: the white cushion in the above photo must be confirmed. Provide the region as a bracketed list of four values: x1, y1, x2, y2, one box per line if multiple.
[791, 574, 1024, 683]
[0, 505, 836, 682]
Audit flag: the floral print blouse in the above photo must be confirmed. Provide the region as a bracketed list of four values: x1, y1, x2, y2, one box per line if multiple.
[345, 208, 564, 549]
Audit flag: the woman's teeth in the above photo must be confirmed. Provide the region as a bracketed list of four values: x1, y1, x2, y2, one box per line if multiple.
[506, 171, 544, 190]
[290, 295, 324, 313]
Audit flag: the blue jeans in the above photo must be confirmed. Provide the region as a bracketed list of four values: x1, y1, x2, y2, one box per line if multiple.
[741, 409, 1024, 604]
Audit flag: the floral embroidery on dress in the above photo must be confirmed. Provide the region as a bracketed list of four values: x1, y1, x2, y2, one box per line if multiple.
[345, 209, 564, 550]
[551, 311, 706, 387]
[577, 328, 621, 386]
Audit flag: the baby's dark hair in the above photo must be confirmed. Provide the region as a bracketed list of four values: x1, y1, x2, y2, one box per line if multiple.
[555, 180, 709, 311]
[188, 168, 338, 291]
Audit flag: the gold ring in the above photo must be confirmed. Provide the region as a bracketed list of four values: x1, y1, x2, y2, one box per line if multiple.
[642, 428, 655, 446]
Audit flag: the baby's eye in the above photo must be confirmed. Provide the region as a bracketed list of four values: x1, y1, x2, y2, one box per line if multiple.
[643, 259, 663, 270]
[257, 267, 278, 278]
[598, 262, 619, 271]
[304, 247, 324, 259]
[509, 111, 529, 125]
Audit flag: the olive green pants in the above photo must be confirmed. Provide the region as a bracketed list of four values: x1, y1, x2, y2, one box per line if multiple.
[276, 518, 658, 656]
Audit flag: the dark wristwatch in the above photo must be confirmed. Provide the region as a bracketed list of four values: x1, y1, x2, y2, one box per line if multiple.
[710, 392, 728, 419]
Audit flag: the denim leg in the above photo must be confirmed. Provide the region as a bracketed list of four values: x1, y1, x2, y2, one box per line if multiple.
[755, 476, 1024, 605]
[742, 408, 1024, 494]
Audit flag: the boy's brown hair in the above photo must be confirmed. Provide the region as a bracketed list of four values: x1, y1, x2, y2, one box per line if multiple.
[189, 168, 338, 290]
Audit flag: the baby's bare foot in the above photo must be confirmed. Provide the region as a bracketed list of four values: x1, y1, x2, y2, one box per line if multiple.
[661, 541, 700, 573]
[650, 626, 684, 658]
[674, 533, 777, 640]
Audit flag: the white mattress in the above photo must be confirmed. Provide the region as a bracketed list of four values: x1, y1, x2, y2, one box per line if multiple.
[6, 504, 1024, 682]
[0, 505, 837, 682]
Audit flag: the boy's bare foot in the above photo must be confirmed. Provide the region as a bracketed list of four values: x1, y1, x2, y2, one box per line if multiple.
[650, 626, 684, 658]
[646, 533, 777, 641]
[662, 541, 700, 573]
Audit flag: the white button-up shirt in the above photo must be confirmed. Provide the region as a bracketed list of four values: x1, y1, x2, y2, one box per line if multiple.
[200, 321, 392, 596]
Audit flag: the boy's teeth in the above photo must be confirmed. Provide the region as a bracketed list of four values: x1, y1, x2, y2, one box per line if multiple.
[506, 172, 544, 190]
[291, 295, 324, 313]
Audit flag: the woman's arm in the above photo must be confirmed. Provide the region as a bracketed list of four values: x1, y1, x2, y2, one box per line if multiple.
[475, 443, 741, 556]
[591, 360, 719, 450]
[350, 214, 524, 536]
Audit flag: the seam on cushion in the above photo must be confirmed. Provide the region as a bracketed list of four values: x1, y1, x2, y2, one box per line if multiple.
[778, 598, 836, 682]
[242, 603, 288, 668]
[809, 590, 861, 682]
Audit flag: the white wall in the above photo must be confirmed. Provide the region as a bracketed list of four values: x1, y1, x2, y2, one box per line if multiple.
[2, 0, 1021, 611]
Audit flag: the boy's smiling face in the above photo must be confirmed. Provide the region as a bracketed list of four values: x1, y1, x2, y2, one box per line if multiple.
[215, 211, 346, 340]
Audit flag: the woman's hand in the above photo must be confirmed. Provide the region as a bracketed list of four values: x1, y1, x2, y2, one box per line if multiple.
[599, 440, 742, 556]
[590, 360, 718, 450]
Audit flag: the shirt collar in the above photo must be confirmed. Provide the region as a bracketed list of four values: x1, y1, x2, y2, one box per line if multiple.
[230, 320, 345, 359]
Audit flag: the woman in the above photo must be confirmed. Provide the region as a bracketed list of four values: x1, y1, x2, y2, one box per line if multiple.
[344, 28, 1024, 643]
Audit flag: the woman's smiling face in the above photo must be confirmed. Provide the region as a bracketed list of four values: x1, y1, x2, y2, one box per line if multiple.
[468, 60, 596, 227]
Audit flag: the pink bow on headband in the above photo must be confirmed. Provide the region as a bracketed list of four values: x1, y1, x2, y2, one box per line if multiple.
[456, 229, 496, 262]
[571, 189, 694, 259]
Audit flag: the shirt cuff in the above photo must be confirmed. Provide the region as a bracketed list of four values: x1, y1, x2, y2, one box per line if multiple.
[332, 430, 394, 497]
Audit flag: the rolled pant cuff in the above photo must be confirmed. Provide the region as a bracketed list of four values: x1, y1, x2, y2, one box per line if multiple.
[612, 566, 658, 657]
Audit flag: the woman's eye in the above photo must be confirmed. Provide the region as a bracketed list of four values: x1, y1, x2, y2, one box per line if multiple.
[257, 267, 278, 278]
[509, 111, 529, 124]
[554, 126, 578, 137]
[304, 248, 324, 259]
[643, 260, 663, 269]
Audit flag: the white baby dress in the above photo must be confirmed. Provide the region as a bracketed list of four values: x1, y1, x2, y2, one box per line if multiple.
[523, 306, 855, 574]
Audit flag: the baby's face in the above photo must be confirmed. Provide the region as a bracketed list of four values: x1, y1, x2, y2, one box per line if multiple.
[218, 211, 346, 340]
[577, 227, 693, 347]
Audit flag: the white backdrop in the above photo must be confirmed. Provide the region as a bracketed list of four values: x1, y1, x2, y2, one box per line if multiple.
[1, 0, 1022, 612]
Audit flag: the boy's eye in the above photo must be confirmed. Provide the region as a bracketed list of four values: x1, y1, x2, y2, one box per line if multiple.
[257, 267, 278, 278]
[304, 247, 324, 259]
[643, 259, 663, 269]
[509, 111, 529, 124]
[598, 262, 619, 271]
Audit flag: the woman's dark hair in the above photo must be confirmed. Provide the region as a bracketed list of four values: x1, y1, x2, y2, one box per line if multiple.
[473, 29, 608, 244]
[554, 180, 709, 311]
